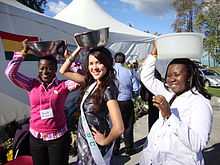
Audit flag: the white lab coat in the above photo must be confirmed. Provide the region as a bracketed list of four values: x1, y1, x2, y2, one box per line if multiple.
[140, 55, 213, 165]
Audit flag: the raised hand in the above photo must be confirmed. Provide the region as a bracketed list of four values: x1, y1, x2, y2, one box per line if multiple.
[151, 40, 158, 57]
[21, 39, 29, 57]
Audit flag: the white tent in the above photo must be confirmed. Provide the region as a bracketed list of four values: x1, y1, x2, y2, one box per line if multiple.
[0, 0, 89, 42]
[55, 0, 149, 37]
[54, 0, 155, 62]
[0, 92, 29, 126]
[0, 0, 89, 126]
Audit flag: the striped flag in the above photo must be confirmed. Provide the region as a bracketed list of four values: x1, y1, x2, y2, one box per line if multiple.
[0, 31, 39, 60]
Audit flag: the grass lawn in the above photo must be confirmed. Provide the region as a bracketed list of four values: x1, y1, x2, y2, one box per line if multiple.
[209, 67, 220, 73]
[207, 87, 220, 97]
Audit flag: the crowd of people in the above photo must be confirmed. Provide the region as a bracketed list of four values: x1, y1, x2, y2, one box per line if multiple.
[4, 38, 213, 165]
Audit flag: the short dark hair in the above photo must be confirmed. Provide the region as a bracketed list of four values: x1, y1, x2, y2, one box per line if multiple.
[114, 52, 125, 64]
[38, 55, 58, 71]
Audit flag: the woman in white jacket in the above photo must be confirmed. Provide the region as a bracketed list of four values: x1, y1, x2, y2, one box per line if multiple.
[139, 44, 213, 165]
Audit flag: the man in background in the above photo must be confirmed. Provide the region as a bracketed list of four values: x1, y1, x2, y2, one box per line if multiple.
[113, 52, 140, 156]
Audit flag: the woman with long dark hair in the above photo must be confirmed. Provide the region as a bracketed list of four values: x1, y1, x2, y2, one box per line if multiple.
[60, 46, 124, 165]
[139, 43, 213, 165]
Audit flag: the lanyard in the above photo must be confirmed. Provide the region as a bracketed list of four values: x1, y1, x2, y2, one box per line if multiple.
[80, 82, 114, 165]
[169, 94, 177, 106]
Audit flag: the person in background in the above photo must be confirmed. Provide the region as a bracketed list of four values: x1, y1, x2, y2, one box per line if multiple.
[60, 46, 124, 164]
[130, 60, 140, 80]
[139, 42, 213, 165]
[113, 52, 140, 156]
[5, 40, 80, 165]
[63, 49, 84, 130]
[63, 53, 84, 156]
[140, 69, 162, 131]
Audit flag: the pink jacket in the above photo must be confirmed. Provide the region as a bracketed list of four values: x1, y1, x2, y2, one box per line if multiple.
[5, 52, 78, 133]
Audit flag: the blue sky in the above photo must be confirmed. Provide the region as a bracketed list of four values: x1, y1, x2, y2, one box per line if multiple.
[44, 0, 177, 34]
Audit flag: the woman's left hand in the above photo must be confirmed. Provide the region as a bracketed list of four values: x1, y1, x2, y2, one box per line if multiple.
[92, 127, 106, 146]
[152, 95, 171, 119]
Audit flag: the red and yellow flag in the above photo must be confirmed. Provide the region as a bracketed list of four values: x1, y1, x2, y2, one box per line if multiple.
[0, 31, 39, 60]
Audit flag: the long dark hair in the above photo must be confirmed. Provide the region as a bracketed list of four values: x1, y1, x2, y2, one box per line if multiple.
[82, 47, 116, 112]
[164, 58, 210, 99]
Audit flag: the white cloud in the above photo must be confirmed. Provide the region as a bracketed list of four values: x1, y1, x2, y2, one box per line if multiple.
[47, 1, 67, 14]
[120, 0, 173, 16]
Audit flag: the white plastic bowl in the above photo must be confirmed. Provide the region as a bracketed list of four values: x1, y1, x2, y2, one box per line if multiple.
[155, 32, 204, 59]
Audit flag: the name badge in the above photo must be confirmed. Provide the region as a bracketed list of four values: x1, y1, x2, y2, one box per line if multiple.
[40, 108, 54, 120]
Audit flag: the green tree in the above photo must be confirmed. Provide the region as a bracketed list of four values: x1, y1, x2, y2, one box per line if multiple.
[172, 0, 201, 32]
[195, 1, 220, 65]
[16, 0, 47, 13]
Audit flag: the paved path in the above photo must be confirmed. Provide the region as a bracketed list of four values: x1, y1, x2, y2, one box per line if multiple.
[203, 97, 220, 165]
[69, 97, 220, 165]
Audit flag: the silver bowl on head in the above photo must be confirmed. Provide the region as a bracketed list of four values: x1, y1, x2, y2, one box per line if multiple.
[74, 27, 109, 48]
[26, 40, 66, 58]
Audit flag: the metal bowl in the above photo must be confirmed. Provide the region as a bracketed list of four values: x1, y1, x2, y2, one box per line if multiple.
[74, 27, 109, 48]
[26, 40, 66, 57]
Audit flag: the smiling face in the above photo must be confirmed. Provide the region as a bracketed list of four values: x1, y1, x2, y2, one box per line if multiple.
[88, 55, 107, 81]
[166, 64, 189, 95]
[38, 59, 56, 84]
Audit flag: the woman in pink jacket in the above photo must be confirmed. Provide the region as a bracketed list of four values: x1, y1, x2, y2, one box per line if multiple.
[5, 41, 79, 165]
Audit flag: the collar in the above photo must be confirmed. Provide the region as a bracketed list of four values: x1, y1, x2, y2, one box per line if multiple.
[37, 76, 59, 89]
[114, 63, 122, 66]
[176, 87, 198, 98]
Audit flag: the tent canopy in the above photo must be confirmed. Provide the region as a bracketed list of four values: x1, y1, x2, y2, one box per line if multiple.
[54, 0, 155, 61]
[0, 0, 88, 43]
[54, 0, 153, 39]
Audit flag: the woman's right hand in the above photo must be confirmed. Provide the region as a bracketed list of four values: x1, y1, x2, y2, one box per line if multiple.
[152, 95, 171, 119]
[21, 39, 29, 57]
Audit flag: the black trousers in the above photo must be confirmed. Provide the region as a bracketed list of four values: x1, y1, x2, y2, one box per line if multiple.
[148, 98, 159, 131]
[29, 132, 70, 165]
[114, 100, 135, 151]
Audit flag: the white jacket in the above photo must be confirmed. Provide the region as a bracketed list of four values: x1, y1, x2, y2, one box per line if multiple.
[140, 55, 213, 165]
